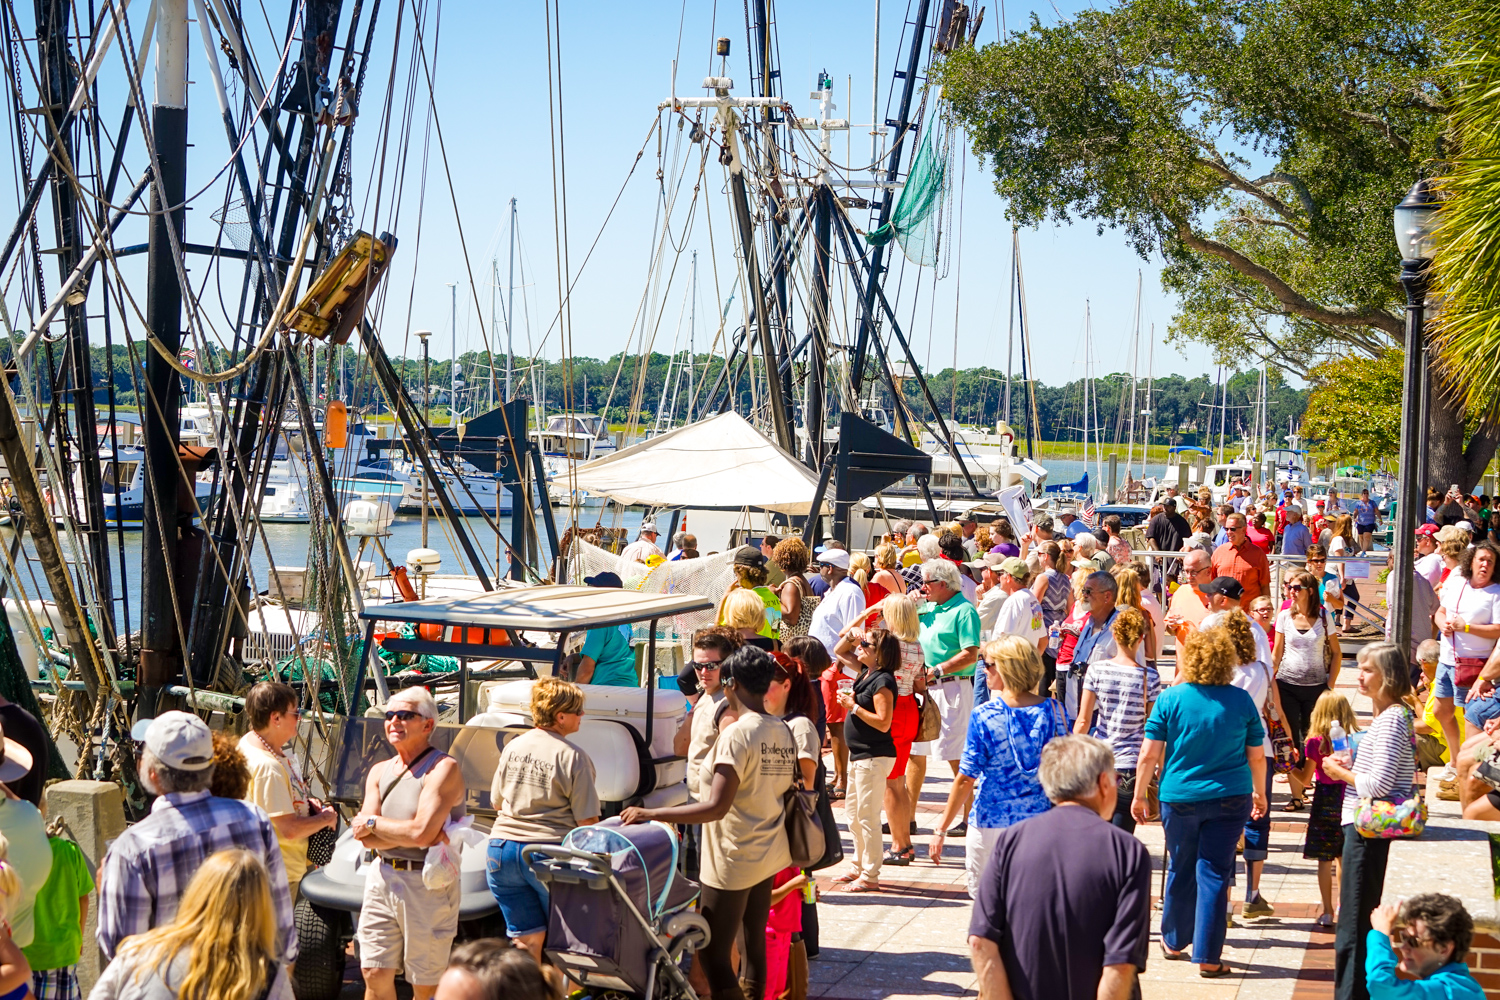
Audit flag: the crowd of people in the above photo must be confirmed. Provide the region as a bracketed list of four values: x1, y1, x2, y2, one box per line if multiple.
[8, 482, 1498, 1000]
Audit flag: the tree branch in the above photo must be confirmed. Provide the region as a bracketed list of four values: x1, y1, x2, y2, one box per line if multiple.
[1343, 109, 1412, 155]
[1170, 218, 1404, 338]
[1229, 213, 1310, 241]
[1196, 155, 1302, 224]
[1250, 172, 1324, 231]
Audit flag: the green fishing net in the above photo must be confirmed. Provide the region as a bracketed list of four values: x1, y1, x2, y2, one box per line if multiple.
[864, 110, 948, 266]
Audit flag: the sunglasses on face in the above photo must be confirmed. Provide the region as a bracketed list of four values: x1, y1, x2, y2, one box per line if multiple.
[858, 639, 875, 649]
[1395, 930, 1433, 951]
[1287, 584, 1307, 592]
[693, 661, 722, 671]
[384, 709, 424, 722]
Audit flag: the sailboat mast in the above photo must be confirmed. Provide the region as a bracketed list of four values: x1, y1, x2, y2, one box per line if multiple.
[448, 282, 458, 423]
[1144, 323, 1155, 468]
[507, 198, 517, 402]
[688, 250, 697, 423]
[1125, 270, 1140, 475]
[1004, 228, 1016, 426]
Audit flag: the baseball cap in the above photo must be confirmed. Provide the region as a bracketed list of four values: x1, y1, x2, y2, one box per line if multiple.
[998, 556, 1029, 579]
[817, 549, 851, 570]
[1202, 576, 1246, 600]
[1416, 523, 1439, 537]
[955, 513, 977, 525]
[584, 571, 623, 588]
[133, 711, 214, 771]
[965, 552, 1005, 572]
[733, 545, 768, 569]
[640, 521, 658, 533]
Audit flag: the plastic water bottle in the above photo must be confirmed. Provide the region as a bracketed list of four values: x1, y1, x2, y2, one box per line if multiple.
[1330, 721, 1349, 755]
[1050, 622, 1061, 647]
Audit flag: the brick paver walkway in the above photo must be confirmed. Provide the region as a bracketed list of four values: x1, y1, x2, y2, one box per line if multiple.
[804, 650, 1399, 1000]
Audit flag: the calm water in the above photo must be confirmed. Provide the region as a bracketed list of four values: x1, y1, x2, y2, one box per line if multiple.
[20, 454, 1110, 629]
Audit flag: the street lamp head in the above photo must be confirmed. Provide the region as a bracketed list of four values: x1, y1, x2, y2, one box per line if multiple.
[1393, 178, 1440, 261]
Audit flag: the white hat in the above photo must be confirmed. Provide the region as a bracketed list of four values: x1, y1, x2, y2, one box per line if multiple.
[640, 521, 658, 534]
[0, 720, 31, 785]
[132, 711, 214, 771]
[817, 549, 851, 570]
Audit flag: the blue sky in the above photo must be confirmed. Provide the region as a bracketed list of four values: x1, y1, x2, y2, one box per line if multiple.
[2, 0, 1226, 388]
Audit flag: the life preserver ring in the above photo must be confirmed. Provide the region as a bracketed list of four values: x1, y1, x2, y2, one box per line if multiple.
[415, 623, 511, 645]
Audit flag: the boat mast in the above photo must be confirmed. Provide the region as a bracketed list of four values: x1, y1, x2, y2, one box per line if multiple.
[448, 282, 458, 424]
[139, 0, 191, 714]
[507, 197, 517, 402]
[1125, 269, 1140, 476]
[1143, 323, 1155, 470]
[1004, 227, 1016, 428]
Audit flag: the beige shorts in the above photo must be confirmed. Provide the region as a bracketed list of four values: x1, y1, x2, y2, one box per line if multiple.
[931, 675, 973, 762]
[355, 860, 461, 985]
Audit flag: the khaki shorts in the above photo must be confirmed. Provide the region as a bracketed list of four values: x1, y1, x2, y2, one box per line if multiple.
[356, 859, 460, 985]
[931, 675, 973, 762]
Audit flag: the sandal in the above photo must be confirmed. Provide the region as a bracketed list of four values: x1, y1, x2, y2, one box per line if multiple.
[1160, 945, 1188, 962]
[1200, 965, 1234, 979]
[1282, 797, 1306, 812]
[830, 871, 861, 884]
[840, 878, 881, 893]
[883, 847, 915, 866]
[829, 787, 846, 801]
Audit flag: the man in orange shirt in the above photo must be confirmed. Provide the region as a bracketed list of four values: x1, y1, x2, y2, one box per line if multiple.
[1164, 549, 1214, 647]
[1211, 512, 1271, 609]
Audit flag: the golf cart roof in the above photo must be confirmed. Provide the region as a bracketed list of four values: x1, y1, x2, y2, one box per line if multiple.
[359, 584, 715, 633]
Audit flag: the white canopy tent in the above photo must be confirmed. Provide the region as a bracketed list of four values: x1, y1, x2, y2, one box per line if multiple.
[566, 412, 831, 515]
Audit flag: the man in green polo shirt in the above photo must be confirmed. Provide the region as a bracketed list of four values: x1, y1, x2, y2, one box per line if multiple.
[919, 558, 982, 837]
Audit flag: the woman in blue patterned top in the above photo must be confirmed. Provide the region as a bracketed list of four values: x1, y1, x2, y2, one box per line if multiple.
[927, 634, 1068, 899]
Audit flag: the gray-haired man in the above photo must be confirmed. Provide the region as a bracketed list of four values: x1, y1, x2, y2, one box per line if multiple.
[969, 735, 1150, 1000]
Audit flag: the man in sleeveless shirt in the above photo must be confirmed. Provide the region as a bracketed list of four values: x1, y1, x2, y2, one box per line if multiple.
[352, 686, 467, 1000]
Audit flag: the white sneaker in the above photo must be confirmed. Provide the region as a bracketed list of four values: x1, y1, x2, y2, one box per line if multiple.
[1432, 765, 1458, 783]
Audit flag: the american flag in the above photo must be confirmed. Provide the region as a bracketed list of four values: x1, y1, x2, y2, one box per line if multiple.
[179, 348, 197, 371]
[1080, 495, 1097, 527]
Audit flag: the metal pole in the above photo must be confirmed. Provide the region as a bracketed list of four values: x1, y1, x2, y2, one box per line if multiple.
[448, 282, 458, 423]
[688, 250, 697, 423]
[139, 0, 189, 712]
[1417, 343, 1431, 498]
[1393, 257, 1428, 659]
[420, 329, 431, 548]
[507, 197, 517, 402]
[806, 187, 831, 466]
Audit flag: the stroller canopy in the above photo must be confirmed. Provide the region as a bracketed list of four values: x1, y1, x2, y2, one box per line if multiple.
[564, 819, 697, 920]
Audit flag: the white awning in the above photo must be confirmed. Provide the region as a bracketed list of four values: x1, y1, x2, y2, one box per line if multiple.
[565, 412, 831, 515]
[360, 584, 714, 630]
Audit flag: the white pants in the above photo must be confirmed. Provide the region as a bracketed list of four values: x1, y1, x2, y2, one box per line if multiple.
[963, 824, 1003, 900]
[931, 676, 974, 761]
[848, 756, 894, 880]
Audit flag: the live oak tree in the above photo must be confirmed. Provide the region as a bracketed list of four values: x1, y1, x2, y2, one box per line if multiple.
[938, 0, 1499, 489]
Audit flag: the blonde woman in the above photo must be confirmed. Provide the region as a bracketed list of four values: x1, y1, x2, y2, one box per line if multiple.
[1112, 565, 1159, 663]
[720, 589, 775, 651]
[869, 544, 905, 610]
[719, 548, 781, 640]
[0, 834, 28, 999]
[486, 677, 599, 961]
[93, 848, 287, 1000]
[928, 635, 1067, 898]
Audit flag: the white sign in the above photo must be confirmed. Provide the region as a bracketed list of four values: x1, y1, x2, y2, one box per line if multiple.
[995, 485, 1034, 534]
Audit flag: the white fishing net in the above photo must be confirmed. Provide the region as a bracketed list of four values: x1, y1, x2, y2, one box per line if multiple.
[562, 537, 737, 668]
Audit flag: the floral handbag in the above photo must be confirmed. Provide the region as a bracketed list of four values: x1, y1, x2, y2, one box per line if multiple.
[1355, 708, 1426, 840]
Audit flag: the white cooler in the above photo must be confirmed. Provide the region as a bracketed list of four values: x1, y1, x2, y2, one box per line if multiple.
[486, 680, 685, 759]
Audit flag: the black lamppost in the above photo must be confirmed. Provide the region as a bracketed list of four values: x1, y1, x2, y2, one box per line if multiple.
[1392, 179, 1440, 657]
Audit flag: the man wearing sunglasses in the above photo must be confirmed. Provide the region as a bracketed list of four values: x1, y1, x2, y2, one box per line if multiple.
[352, 687, 466, 1000]
[1210, 513, 1270, 609]
[919, 558, 983, 835]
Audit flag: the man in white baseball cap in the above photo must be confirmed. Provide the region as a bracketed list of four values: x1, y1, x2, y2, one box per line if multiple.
[97, 711, 297, 977]
[808, 547, 865, 658]
[619, 520, 664, 564]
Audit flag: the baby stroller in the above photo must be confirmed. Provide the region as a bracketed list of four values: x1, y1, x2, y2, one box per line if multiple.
[525, 819, 709, 1000]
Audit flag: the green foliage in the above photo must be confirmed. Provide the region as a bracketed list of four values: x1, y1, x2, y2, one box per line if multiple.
[1300, 351, 1404, 461]
[937, 0, 1447, 374]
[1431, 0, 1500, 412]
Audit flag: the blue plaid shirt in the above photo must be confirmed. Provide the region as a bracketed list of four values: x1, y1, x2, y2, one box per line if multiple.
[96, 790, 298, 963]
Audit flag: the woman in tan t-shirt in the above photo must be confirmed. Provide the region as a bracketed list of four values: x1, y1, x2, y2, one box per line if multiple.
[485, 678, 600, 961]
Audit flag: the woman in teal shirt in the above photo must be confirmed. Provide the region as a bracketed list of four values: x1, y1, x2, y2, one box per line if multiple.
[1132, 626, 1268, 978]
[577, 573, 640, 687]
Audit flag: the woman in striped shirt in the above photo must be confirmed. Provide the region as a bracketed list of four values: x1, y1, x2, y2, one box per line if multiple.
[1320, 643, 1415, 1000]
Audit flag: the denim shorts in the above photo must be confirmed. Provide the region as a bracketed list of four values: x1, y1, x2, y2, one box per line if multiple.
[486, 838, 550, 937]
[1434, 661, 1472, 703]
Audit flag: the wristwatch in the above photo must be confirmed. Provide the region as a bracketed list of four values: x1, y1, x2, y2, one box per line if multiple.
[365, 817, 377, 832]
